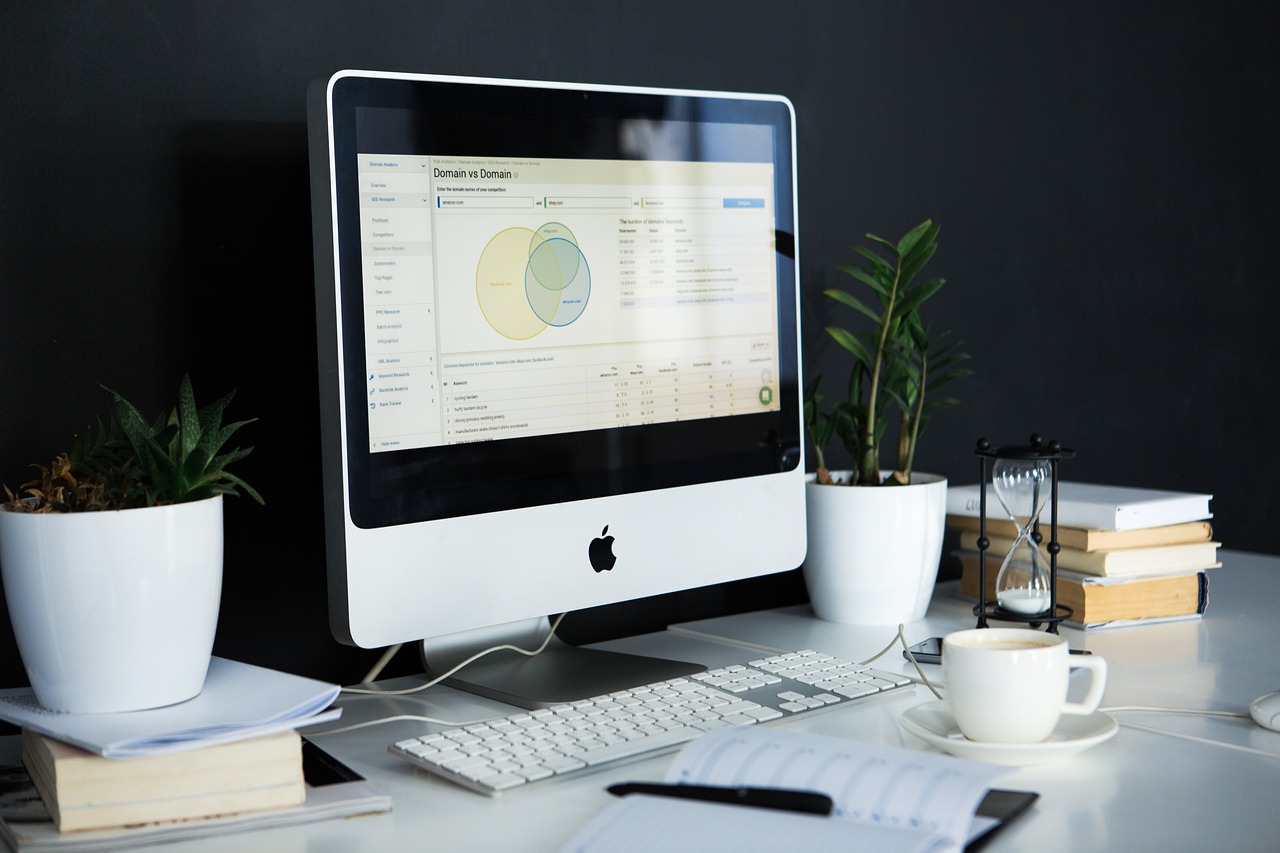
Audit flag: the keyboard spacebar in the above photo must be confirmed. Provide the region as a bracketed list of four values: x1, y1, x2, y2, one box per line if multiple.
[571, 726, 702, 766]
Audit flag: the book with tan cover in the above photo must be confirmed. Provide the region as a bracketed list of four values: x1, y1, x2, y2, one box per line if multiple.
[957, 531, 1220, 577]
[955, 553, 1209, 626]
[21, 729, 304, 833]
[945, 515, 1213, 552]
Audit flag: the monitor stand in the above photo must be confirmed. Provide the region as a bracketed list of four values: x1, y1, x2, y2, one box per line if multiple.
[418, 617, 705, 710]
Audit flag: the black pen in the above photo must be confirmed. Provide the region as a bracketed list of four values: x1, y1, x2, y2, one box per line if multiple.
[607, 782, 833, 815]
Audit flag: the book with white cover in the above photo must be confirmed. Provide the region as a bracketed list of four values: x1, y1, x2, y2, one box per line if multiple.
[947, 482, 1212, 531]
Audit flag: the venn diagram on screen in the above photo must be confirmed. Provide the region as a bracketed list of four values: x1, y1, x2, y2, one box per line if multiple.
[476, 223, 591, 340]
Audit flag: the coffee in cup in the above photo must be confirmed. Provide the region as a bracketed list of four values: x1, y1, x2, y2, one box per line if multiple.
[942, 628, 1107, 743]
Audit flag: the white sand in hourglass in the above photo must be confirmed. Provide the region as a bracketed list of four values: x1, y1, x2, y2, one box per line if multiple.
[997, 587, 1052, 614]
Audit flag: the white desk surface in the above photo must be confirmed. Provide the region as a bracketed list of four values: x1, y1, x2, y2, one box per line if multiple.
[8, 550, 1279, 851]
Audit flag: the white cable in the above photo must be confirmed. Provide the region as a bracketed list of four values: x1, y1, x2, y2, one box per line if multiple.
[856, 626, 905, 667]
[360, 643, 403, 684]
[858, 623, 944, 701]
[328, 618, 941, 736]
[305, 713, 494, 737]
[1101, 705, 1249, 719]
[1109, 718, 1280, 761]
[339, 612, 568, 697]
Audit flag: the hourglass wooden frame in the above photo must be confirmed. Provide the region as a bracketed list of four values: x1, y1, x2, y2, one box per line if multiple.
[973, 436, 1076, 632]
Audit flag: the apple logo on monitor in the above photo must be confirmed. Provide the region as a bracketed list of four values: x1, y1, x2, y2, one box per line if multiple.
[589, 526, 617, 573]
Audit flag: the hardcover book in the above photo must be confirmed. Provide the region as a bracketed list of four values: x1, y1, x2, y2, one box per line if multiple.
[22, 730, 304, 833]
[0, 739, 390, 851]
[946, 483, 1212, 532]
[945, 515, 1213, 552]
[955, 553, 1211, 628]
[957, 532, 1220, 578]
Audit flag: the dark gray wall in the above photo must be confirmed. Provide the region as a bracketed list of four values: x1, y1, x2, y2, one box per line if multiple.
[2, 2, 1276, 691]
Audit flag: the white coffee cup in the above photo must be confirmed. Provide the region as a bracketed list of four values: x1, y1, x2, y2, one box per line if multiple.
[942, 628, 1107, 743]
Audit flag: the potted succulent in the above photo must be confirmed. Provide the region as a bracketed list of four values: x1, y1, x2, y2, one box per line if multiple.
[0, 376, 262, 713]
[802, 219, 970, 624]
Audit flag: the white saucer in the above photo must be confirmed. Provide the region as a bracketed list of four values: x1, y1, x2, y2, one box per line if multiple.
[900, 700, 1118, 765]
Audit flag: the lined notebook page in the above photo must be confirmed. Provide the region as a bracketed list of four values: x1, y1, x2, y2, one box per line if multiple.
[562, 795, 957, 853]
[665, 726, 1006, 844]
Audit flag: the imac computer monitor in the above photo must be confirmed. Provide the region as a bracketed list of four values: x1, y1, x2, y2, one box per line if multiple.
[308, 70, 805, 707]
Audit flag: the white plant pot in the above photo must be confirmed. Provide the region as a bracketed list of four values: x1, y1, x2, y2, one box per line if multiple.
[802, 472, 947, 625]
[0, 495, 223, 713]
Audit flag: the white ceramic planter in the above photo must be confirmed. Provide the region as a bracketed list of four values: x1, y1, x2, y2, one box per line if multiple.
[0, 495, 223, 713]
[802, 472, 947, 625]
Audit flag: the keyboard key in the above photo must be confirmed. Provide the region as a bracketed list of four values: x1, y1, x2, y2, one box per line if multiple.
[517, 765, 554, 782]
[743, 706, 784, 722]
[573, 725, 699, 766]
[477, 772, 526, 791]
[835, 684, 879, 700]
[541, 755, 587, 774]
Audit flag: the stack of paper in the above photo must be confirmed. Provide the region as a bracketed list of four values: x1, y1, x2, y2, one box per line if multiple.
[0, 658, 341, 758]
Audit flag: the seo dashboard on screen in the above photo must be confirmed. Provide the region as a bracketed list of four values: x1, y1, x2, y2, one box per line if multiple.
[356, 153, 781, 451]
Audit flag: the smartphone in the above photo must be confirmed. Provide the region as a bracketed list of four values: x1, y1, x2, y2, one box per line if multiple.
[903, 637, 943, 665]
[903, 636, 1092, 664]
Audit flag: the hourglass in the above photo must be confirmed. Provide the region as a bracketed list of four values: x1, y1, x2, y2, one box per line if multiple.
[991, 457, 1053, 615]
[972, 436, 1075, 631]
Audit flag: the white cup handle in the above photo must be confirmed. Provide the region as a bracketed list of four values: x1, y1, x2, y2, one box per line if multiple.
[1061, 655, 1108, 715]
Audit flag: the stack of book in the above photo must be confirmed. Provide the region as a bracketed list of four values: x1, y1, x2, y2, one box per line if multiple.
[2, 737, 392, 852]
[21, 729, 305, 833]
[946, 483, 1219, 629]
[0, 658, 390, 850]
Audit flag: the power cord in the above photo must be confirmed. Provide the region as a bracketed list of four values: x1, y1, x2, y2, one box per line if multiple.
[308, 620, 939, 737]
[866, 635, 1252, 722]
[306, 613, 570, 737]
[339, 612, 568, 698]
[305, 712, 495, 736]
[856, 623, 944, 701]
[856, 632, 1254, 721]
[1100, 705, 1248, 719]
[358, 643, 404, 684]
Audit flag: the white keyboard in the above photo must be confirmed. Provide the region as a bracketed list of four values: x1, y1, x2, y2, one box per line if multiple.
[389, 648, 913, 796]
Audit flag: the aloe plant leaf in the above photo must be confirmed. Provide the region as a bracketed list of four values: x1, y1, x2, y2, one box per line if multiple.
[208, 446, 252, 473]
[177, 374, 201, 458]
[219, 471, 265, 504]
[199, 418, 257, 456]
[198, 390, 235, 435]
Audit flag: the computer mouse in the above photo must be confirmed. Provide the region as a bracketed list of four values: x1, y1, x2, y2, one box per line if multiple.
[1249, 692, 1280, 731]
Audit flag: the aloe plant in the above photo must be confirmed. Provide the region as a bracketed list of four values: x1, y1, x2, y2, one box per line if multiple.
[804, 219, 971, 486]
[2, 376, 263, 512]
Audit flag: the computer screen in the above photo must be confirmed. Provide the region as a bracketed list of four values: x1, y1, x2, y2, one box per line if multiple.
[308, 71, 805, 706]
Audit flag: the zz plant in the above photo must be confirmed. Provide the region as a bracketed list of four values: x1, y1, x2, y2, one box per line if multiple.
[804, 219, 970, 487]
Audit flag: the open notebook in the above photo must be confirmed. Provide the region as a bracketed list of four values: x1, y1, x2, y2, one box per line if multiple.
[562, 726, 1036, 853]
